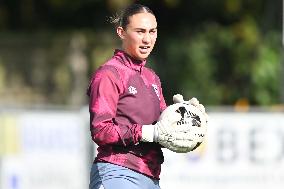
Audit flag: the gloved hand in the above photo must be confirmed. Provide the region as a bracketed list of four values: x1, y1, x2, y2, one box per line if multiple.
[169, 94, 208, 152]
[141, 103, 205, 153]
[173, 94, 209, 123]
[141, 105, 191, 144]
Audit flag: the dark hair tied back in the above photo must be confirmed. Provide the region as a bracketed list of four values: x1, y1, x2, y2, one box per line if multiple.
[109, 3, 154, 29]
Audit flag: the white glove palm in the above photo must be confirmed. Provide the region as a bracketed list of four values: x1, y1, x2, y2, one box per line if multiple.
[141, 101, 206, 153]
[141, 105, 194, 148]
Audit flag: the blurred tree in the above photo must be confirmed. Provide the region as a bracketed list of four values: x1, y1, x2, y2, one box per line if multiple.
[153, 0, 282, 105]
[0, 0, 282, 106]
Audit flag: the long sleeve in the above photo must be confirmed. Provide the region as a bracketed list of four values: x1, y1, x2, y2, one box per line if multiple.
[87, 68, 142, 147]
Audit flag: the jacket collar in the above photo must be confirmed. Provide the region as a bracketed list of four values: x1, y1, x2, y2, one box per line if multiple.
[114, 49, 146, 72]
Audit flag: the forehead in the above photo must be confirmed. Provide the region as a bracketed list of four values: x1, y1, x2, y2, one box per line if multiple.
[127, 12, 157, 29]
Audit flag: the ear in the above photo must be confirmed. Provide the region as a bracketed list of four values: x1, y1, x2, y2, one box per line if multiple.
[116, 26, 125, 40]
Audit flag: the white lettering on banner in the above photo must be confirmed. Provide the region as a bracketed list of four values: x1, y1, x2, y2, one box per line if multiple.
[160, 112, 284, 189]
[216, 123, 284, 164]
[249, 127, 283, 163]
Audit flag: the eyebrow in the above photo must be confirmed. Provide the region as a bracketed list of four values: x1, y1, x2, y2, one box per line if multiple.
[134, 27, 157, 31]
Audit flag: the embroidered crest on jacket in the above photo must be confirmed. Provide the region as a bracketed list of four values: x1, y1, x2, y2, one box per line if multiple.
[128, 86, 137, 95]
[152, 84, 160, 99]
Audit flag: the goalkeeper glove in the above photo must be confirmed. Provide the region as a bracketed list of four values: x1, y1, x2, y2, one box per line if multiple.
[173, 94, 209, 123]
[141, 103, 204, 152]
[141, 106, 192, 146]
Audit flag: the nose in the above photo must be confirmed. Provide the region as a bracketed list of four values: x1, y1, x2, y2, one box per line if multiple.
[142, 33, 150, 43]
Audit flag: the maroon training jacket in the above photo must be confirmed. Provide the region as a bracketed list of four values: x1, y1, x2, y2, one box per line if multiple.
[87, 49, 167, 179]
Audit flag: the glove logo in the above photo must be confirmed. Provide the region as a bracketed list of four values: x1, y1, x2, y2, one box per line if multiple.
[176, 105, 201, 127]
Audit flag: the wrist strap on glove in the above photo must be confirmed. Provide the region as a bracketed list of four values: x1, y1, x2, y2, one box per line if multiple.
[141, 125, 155, 142]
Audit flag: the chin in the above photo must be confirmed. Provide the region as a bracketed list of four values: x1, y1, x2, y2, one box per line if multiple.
[136, 53, 150, 60]
[139, 55, 149, 60]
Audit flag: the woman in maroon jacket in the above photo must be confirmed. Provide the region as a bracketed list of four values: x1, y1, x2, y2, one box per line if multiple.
[87, 3, 206, 189]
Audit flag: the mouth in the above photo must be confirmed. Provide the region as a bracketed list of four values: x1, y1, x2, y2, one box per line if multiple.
[139, 46, 151, 54]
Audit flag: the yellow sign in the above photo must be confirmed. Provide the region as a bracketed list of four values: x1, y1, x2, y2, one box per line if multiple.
[0, 113, 20, 156]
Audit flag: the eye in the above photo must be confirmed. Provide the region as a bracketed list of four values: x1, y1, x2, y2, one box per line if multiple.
[150, 29, 157, 34]
[136, 30, 144, 34]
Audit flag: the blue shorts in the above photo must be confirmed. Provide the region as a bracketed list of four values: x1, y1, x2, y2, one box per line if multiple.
[89, 162, 160, 189]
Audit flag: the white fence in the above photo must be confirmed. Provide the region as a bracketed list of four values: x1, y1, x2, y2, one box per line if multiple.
[0, 108, 284, 189]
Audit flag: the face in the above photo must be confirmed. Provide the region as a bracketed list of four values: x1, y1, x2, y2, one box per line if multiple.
[117, 12, 157, 60]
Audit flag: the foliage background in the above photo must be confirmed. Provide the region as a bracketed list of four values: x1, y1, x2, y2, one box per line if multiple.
[0, 0, 283, 107]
